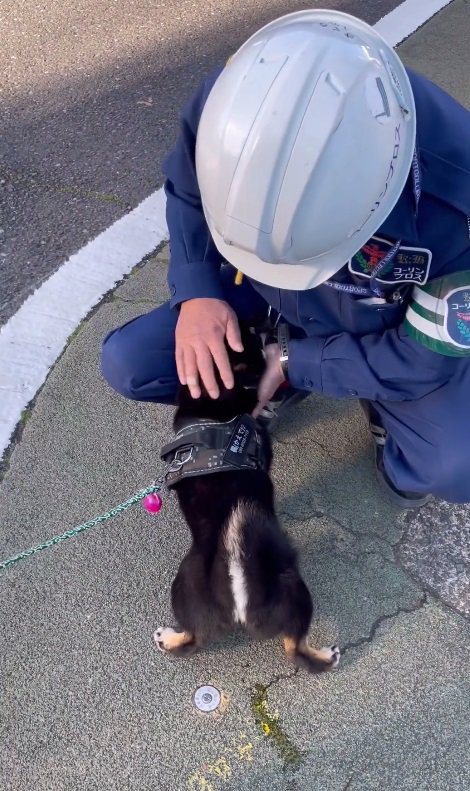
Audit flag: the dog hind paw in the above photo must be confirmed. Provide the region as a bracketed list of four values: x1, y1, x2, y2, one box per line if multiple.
[154, 626, 175, 653]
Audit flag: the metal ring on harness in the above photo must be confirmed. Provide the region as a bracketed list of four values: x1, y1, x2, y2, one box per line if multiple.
[160, 415, 269, 488]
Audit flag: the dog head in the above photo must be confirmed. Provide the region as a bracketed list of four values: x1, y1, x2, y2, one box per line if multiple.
[174, 323, 265, 428]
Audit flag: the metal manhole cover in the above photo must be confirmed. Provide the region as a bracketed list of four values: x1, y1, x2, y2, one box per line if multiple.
[193, 685, 221, 712]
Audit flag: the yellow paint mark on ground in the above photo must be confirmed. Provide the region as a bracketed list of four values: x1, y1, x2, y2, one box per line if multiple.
[207, 757, 231, 780]
[251, 684, 306, 770]
[233, 741, 254, 762]
[186, 734, 257, 789]
[187, 772, 215, 791]
[186, 688, 306, 790]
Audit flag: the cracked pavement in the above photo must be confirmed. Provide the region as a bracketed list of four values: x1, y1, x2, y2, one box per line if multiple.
[1, 248, 469, 791]
[2, 5, 470, 788]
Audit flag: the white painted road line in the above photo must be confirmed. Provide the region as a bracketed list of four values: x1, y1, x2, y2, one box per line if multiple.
[0, 189, 168, 454]
[0, 0, 457, 459]
[375, 0, 455, 46]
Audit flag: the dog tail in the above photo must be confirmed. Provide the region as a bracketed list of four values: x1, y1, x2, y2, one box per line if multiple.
[283, 637, 340, 673]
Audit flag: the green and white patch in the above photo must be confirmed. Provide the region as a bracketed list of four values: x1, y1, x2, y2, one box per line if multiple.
[404, 271, 470, 356]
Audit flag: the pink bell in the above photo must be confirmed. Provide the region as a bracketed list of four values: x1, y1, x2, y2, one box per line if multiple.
[142, 492, 163, 514]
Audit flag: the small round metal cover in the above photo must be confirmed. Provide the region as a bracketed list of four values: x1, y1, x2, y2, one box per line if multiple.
[193, 685, 221, 712]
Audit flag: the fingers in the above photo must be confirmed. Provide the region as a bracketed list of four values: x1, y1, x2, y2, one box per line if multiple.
[252, 344, 286, 417]
[254, 376, 272, 414]
[252, 371, 276, 417]
[175, 346, 186, 385]
[176, 334, 237, 399]
[210, 340, 234, 391]
[225, 313, 244, 353]
[194, 344, 220, 399]
[252, 375, 270, 417]
[182, 347, 201, 399]
[175, 301, 243, 399]
[177, 343, 223, 399]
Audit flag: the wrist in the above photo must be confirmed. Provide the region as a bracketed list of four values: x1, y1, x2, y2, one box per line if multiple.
[277, 323, 289, 379]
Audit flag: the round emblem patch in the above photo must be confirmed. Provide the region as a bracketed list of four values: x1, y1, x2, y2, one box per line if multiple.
[404, 271, 470, 357]
[445, 287, 470, 349]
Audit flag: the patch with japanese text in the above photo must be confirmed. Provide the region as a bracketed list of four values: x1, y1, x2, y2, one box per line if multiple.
[223, 417, 256, 467]
[349, 236, 432, 284]
[404, 272, 470, 356]
[445, 287, 470, 349]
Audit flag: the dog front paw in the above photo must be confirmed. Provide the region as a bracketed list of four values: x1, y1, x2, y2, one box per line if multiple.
[153, 626, 195, 656]
[322, 643, 341, 668]
[154, 626, 175, 653]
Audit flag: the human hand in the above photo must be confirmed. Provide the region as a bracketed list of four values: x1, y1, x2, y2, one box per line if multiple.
[175, 298, 243, 399]
[252, 342, 286, 418]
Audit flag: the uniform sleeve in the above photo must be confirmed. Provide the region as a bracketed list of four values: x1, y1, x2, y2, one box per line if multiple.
[163, 68, 225, 308]
[287, 324, 457, 401]
[287, 252, 470, 402]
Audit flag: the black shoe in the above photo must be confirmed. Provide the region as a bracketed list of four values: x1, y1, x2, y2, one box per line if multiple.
[257, 384, 310, 433]
[359, 400, 432, 509]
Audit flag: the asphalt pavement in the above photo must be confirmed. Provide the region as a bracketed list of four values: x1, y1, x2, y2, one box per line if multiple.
[1, 2, 469, 790]
[1, 0, 400, 324]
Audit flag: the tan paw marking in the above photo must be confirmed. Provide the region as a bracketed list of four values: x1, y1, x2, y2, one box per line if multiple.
[154, 626, 194, 653]
[319, 643, 341, 667]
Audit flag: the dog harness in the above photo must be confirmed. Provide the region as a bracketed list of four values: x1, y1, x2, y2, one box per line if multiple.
[160, 414, 268, 488]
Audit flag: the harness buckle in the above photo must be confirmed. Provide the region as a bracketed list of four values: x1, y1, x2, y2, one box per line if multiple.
[166, 447, 194, 476]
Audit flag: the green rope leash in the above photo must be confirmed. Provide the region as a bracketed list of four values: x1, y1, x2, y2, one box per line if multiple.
[0, 484, 160, 572]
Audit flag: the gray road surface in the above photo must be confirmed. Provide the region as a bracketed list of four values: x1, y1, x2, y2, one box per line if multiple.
[2, 0, 399, 324]
[1, 2, 469, 790]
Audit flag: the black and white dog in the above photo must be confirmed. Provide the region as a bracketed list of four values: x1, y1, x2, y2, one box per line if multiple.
[154, 327, 340, 672]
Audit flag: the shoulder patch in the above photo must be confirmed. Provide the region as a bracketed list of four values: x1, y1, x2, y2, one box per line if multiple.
[404, 271, 470, 356]
[349, 236, 432, 285]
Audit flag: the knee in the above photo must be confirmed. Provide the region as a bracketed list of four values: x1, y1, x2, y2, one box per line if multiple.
[101, 327, 142, 400]
[101, 324, 177, 403]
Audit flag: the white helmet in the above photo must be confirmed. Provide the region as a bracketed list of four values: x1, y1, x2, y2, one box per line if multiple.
[195, 10, 416, 290]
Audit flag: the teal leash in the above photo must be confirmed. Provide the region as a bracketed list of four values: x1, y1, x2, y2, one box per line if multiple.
[0, 484, 161, 572]
[0, 446, 193, 573]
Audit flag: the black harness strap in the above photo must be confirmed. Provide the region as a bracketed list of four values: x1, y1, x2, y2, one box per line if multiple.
[160, 414, 268, 488]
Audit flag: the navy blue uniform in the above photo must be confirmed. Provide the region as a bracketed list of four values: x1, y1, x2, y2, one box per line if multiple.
[102, 68, 470, 503]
